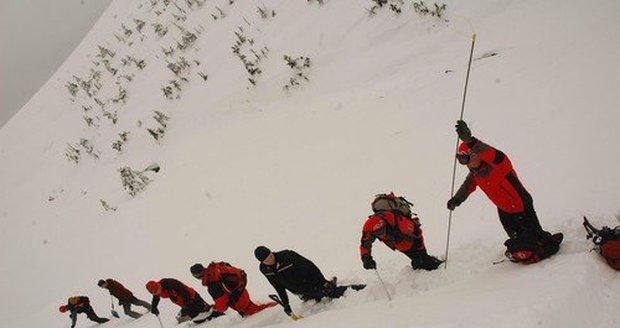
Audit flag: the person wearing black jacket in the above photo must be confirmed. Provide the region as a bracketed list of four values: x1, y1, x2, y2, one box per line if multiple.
[254, 246, 365, 316]
[58, 296, 109, 328]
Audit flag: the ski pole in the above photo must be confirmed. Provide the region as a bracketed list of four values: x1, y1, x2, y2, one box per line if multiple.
[444, 32, 476, 270]
[373, 270, 392, 302]
[156, 315, 165, 328]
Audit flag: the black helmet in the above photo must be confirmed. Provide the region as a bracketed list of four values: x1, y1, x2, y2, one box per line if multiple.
[254, 246, 271, 262]
[190, 263, 204, 277]
[97, 279, 106, 287]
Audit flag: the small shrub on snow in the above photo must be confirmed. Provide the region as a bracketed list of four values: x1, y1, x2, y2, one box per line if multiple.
[282, 55, 312, 91]
[112, 131, 129, 152]
[100, 200, 118, 211]
[79, 138, 100, 159]
[412, 1, 447, 18]
[65, 144, 81, 164]
[147, 111, 170, 141]
[153, 23, 169, 37]
[119, 166, 151, 196]
[257, 5, 276, 19]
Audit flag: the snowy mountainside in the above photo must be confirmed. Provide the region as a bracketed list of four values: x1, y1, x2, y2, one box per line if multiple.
[0, 0, 619, 327]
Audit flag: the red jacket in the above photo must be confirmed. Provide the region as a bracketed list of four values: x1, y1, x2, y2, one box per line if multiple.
[200, 262, 247, 313]
[455, 139, 528, 213]
[155, 278, 197, 307]
[360, 211, 425, 257]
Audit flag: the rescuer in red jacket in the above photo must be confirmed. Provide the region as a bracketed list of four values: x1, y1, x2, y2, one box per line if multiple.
[360, 193, 443, 271]
[190, 262, 277, 317]
[447, 120, 563, 263]
[145, 278, 213, 323]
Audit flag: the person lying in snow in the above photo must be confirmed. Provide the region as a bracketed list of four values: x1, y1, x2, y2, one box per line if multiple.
[58, 296, 109, 328]
[190, 262, 277, 318]
[447, 120, 563, 264]
[360, 193, 443, 271]
[254, 246, 366, 317]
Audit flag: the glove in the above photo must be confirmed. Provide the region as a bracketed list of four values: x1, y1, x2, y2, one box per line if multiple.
[283, 304, 292, 316]
[361, 255, 376, 270]
[455, 120, 472, 143]
[322, 279, 337, 297]
[151, 307, 160, 316]
[447, 197, 463, 211]
[411, 253, 443, 271]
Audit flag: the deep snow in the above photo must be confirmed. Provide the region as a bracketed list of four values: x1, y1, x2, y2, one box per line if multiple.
[0, 1, 618, 328]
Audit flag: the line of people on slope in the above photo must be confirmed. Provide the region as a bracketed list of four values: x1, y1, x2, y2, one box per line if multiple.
[59, 248, 370, 327]
[59, 120, 563, 327]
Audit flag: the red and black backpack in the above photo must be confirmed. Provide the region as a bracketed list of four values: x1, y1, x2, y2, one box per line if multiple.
[583, 216, 620, 270]
[371, 193, 415, 217]
[370, 193, 422, 241]
[206, 262, 247, 292]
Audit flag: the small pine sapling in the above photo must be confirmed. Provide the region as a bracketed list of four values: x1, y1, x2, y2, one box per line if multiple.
[119, 166, 151, 196]
[79, 138, 100, 159]
[65, 144, 81, 164]
[112, 131, 129, 152]
[100, 200, 118, 211]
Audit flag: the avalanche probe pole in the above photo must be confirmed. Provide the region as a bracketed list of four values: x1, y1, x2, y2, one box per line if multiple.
[374, 270, 392, 302]
[156, 315, 165, 328]
[444, 33, 476, 269]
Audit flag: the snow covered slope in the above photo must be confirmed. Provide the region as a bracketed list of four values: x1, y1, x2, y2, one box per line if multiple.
[0, 0, 618, 327]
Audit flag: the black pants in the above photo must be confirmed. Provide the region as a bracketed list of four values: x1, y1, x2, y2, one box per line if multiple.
[299, 282, 347, 302]
[180, 294, 210, 319]
[497, 192, 550, 241]
[75, 306, 109, 325]
[121, 296, 152, 318]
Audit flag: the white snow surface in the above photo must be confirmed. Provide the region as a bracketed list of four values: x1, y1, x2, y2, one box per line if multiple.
[1, 0, 619, 327]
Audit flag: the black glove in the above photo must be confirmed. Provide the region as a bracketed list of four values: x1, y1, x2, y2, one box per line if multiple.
[447, 197, 463, 211]
[322, 279, 337, 297]
[151, 307, 160, 316]
[411, 253, 443, 271]
[361, 255, 376, 270]
[283, 304, 292, 316]
[455, 120, 472, 143]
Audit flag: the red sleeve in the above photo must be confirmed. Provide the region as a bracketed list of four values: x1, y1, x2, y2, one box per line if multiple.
[471, 139, 513, 176]
[360, 216, 384, 257]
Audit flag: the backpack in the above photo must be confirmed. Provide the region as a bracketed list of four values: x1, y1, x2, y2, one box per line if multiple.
[583, 216, 620, 270]
[372, 193, 414, 217]
[207, 262, 247, 292]
[504, 233, 562, 264]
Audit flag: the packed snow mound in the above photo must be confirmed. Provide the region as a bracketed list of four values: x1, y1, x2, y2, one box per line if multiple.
[0, 0, 619, 328]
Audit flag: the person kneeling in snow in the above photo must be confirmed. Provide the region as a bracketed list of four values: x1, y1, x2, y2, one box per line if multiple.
[190, 262, 277, 318]
[58, 296, 109, 328]
[254, 246, 366, 317]
[145, 278, 214, 323]
[447, 120, 563, 264]
[360, 193, 443, 271]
